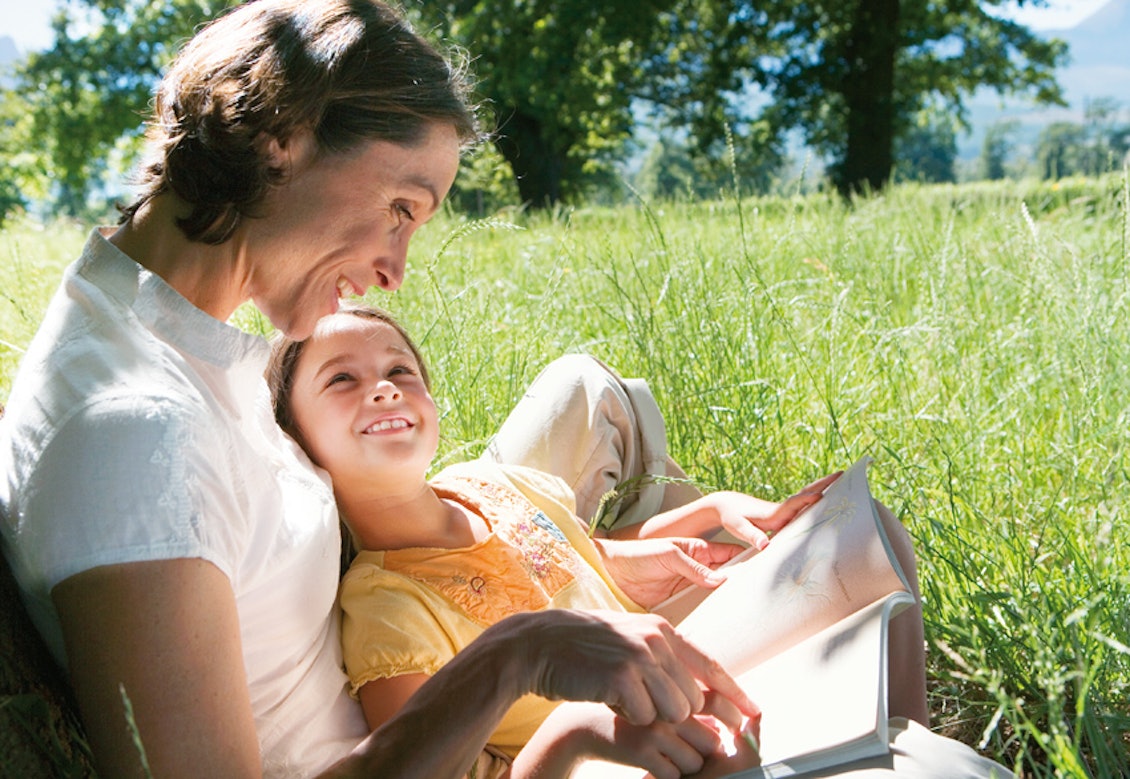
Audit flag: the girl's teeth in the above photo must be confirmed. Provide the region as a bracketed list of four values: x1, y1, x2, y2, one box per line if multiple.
[367, 419, 408, 433]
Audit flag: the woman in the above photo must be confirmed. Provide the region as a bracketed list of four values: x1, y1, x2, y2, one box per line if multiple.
[0, 2, 755, 777]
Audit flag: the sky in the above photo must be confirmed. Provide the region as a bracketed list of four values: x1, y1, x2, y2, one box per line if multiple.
[0, 0, 1117, 54]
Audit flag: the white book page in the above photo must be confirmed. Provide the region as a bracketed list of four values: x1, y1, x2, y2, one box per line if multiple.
[666, 457, 910, 673]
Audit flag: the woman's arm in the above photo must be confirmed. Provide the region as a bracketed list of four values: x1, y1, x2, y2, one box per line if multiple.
[52, 558, 262, 778]
[330, 609, 759, 779]
[56, 564, 756, 779]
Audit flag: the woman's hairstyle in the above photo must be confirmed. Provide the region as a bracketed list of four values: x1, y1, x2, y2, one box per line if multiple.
[268, 302, 431, 441]
[121, 0, 480, 244]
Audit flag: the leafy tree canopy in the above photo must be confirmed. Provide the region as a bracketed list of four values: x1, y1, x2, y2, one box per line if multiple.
[408, 0, 676, 207]
[641, 0, 1068, 196]
[7, 0, 233, 217]
[1, 0, 1071, 216]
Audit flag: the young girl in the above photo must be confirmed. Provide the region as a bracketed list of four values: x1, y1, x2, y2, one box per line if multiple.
[267, 303, 834, 775]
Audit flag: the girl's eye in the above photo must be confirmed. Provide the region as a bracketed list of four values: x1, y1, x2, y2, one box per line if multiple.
[326, 372, 353, 387]
[388, 365, 416, 377]
[393, 203, 415, 222]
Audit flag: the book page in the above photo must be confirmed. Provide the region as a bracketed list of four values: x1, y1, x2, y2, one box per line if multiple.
[658, 457, 909, 674]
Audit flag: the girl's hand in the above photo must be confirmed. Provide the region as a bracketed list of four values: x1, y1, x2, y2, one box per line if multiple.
[623, 472, 842, 548]
[513, 694, 752, 779]
[710, 471, 841, 548]
[595, 537, 744, 609]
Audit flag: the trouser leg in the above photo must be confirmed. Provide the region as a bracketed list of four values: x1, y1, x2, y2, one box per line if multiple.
[483, 354, 701, 528]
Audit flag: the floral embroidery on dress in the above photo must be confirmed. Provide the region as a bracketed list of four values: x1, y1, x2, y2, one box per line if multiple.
[383, 474, 585, 626]
[512, 511, 566, 582]
[531, 510, 568, 542]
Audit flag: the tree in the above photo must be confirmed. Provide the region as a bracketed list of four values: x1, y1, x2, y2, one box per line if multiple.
[0, 87, 34, 223]
[894, 107, 957, 184]
[1034, 102, 1130, 180]
[9, 0, 233, 217]
[980, 119, 1019, 181]
[633, 123, 786, 201]
[1036, 122, 1087, 179]
[644, 0, 1067, 198]
[410, 0, 675, 208]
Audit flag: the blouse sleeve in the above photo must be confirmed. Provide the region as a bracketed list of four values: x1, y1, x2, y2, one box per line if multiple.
[17, 394, 250, 590]
[339, 561, 465, 694]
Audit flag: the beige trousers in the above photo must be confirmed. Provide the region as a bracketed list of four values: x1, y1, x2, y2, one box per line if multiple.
[484, 353, 700, 529]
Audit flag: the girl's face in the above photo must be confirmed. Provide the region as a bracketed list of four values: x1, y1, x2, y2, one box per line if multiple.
[245, 122, 461, 340]
[288, 315, 439, 493]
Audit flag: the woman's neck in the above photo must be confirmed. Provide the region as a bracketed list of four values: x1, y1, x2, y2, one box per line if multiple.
[108, 194, 249, 322]
[341, 481, 489, 552]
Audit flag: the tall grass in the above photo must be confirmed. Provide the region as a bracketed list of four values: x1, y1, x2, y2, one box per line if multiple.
[2, 174, 1127, 776]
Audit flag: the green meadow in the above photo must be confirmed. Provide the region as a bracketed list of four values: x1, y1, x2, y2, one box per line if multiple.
[2, 173, 1128, 776]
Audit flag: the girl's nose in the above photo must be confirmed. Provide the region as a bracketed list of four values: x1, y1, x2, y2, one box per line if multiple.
[372, 380, 402, 402]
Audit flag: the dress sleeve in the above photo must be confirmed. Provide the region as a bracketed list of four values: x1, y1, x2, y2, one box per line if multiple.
[339, 562, 465, 694]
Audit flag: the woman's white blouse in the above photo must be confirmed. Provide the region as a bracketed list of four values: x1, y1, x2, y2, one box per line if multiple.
[0, 229, 369, 777]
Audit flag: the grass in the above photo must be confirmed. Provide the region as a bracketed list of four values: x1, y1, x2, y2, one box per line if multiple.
[2, 173, 1128, 776]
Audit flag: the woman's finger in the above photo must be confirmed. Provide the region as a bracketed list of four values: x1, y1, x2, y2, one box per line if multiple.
[669, 632, 761, 722]
[697, 688, 746, 734]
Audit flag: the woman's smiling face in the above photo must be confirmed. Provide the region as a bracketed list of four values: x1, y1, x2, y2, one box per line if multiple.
[288, 314, 439, 493]
[246, 122, 461, 340]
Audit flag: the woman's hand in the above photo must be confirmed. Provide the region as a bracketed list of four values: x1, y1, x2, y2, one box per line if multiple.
[594, 537, 744, 609]
[334, 610, 760, 778]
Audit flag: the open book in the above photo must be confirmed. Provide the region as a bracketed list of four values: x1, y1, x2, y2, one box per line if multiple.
[575, 457, 915, 778]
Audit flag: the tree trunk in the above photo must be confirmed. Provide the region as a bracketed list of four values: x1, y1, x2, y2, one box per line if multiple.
[835, 0, 901, 197]
[492, 109, 565, 209]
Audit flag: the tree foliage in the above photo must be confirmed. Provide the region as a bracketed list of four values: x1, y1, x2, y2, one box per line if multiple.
[1036, 99, 1130, 180]
[980, 119, 1019, 181]
[0, 0, 1077, 218]
[408, 0, 675, 208]
[642, 0, 1068, 197]
[894, 107, 957, 184]
[9, 0, 233, 218]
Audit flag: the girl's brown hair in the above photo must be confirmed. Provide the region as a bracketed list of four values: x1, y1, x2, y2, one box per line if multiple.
[122, 0, 480, 244]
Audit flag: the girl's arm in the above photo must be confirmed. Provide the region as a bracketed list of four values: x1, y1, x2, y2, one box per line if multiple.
[512, 696, 750, 779]
[608, 473, 841, 546]
[358, 674, 430, 732]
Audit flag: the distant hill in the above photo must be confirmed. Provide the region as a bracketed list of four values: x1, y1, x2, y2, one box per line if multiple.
[958, 0, 1130, 161]
[1045, 0, 1130, 109]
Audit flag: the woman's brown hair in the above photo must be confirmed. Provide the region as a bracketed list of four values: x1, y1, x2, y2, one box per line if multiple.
[122, 0, 480, 244]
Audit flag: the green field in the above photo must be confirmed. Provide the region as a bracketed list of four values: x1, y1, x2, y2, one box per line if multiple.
[2, 174, 1128, 776]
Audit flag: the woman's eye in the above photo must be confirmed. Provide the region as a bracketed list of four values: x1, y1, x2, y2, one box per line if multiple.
[394, 203, 415, 222]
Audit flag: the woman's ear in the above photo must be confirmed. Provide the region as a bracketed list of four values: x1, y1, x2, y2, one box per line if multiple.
[259, 134, 288, 168]
[256, 128, 316, 173]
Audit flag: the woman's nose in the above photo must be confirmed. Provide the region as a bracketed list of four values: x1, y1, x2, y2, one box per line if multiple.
[373, 245, 408, 291]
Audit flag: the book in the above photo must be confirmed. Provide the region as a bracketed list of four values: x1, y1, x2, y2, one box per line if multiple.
[574, 456, 915, 778]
